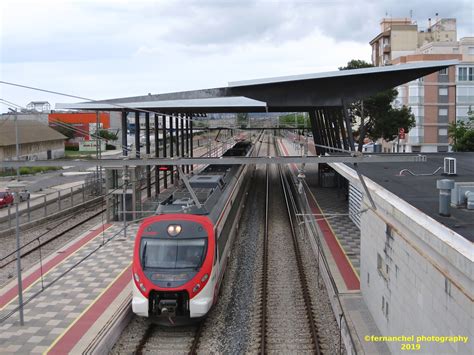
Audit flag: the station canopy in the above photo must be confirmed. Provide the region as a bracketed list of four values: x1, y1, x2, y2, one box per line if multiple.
[57, 60, 457, 113]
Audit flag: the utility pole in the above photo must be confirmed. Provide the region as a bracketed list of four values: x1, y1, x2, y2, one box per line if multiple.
[8, 108, 20, 180]
[8, 182, 26, 325]
[122, 165, 129, 239]
[294, 112, 297, 136]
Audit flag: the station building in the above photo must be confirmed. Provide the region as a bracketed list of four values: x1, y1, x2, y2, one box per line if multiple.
[327, 154, 473, 354]
[49, 112, 111, 141]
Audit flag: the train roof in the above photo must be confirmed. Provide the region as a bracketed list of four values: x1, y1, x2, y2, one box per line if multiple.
[156, 140, 252, 215]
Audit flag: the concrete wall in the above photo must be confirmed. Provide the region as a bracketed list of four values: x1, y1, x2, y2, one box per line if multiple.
[0, 140, 65, 160]
[330, 163, 472, 354]
[391, 29, 418, 52]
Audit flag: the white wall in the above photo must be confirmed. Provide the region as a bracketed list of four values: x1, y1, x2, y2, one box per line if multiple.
[331, 163, 473, 354]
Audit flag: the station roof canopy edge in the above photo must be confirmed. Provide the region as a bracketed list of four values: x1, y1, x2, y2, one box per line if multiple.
[56, 60, 457, 113]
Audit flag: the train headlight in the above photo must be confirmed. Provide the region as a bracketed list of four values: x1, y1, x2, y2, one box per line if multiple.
[192, 284, 201, 293]
[167, 224, 182, 236]
[201, 274, 209, 283]
[139, 283, 146, 292]
[134, 273, 140, 282]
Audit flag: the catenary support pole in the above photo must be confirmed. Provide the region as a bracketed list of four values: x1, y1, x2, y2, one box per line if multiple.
[14, 193, 24, 325]
[154, 114, 160, 197]
[190, 117, 194, 171]
[135, 112, 140, 158]
[162, 115, 168, 189]
[169, 114, 174, 184]
[145, 112, 151, 198]
[121, 111, 128, 156]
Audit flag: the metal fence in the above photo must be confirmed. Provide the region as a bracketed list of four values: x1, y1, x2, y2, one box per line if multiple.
[0, 178, 104, 233]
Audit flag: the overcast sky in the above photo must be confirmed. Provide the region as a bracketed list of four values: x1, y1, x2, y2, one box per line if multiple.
[0, 0, 472, 113]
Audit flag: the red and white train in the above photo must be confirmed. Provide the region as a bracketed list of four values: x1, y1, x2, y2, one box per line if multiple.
[132, 141, 255, 325]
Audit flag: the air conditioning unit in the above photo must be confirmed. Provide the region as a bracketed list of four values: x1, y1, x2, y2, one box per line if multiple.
[444, 157, 456, 175]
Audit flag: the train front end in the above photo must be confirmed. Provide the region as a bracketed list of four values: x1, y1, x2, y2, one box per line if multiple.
[132, 214, 215, 325]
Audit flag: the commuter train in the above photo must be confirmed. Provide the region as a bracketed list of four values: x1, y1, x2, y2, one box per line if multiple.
[132, 140, 255, 325]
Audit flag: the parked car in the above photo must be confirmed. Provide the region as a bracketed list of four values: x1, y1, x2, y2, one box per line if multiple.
[0, 191, 14, 208]
[18, 189, 31, 202]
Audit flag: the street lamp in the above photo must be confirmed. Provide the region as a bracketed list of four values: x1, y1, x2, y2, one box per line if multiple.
[7, 182, 26, 326]
[8, 108, 20, 181]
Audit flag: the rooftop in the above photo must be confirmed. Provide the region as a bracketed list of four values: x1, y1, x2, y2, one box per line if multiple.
[57, 60, 458, 112]
[0, 120, 66, 146]
[354, 153, 474, 242]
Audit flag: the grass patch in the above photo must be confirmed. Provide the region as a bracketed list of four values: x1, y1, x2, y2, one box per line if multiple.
[65, 150, 98, 158]
[0, 166, 62, 177]
[20, 166, 61, 175]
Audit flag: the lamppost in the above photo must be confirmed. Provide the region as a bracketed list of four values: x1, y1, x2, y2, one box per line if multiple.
[7, 182, 26, 325]
[294, 112, 297, 135]
[122, 165, 129, 239]
[8, 108, 20, 180]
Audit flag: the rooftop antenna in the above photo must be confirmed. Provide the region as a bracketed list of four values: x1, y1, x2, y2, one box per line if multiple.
[409, 9, 413, 20]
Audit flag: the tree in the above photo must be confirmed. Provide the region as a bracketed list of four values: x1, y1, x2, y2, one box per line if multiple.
[339, 59, 415, 145]
[278, 113, 307, 128]
[338, 59, 373, 70]
[449, 108, 474, 151]
[236, 113, 249, 128]
[98, 129, 118, 141]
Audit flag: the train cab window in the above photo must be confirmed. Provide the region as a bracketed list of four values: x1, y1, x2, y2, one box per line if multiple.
[141, 238, 207, 270]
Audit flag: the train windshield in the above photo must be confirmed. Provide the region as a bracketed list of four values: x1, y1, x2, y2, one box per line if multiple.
[141, 238, 207, 269]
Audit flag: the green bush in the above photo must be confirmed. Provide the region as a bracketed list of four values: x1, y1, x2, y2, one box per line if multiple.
[98, 130, 118, 141]
[65, 145, 79, 151]
[19, 166, 60, 175]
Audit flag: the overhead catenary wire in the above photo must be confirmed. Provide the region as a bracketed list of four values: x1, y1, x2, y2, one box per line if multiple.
[1, 98, 132, 153]
[0, 181, 132, 266]
[0, 173, 170, 324]
[0, 81, 248, 155]
[0, 80, 209, 124]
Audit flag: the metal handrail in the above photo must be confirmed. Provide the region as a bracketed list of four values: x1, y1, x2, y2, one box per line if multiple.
[398, 166, 442, 176]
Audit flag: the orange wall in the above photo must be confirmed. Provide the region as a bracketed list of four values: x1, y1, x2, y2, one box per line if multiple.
[49, 112, 110, 129]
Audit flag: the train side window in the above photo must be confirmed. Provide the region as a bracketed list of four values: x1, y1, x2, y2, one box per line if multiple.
[214, 242, 218, 265]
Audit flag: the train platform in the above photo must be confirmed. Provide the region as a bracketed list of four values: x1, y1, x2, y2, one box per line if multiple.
[0, 222, 137, 354]
[278, 137, 389, 354]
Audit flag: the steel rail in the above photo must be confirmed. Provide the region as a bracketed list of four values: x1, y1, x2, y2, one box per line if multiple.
[276, 137, 322, 354]
[188, 322, 204, 355]
[259, 135, 270, 355]
[133, 322, 204, 355]
[0, 206, 106, 269]
[134, 323, 157, 355]
[279, 164, 322, 354]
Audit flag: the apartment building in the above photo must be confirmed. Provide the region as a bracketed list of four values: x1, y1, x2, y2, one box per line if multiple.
[370, 18, 456, 67]
[370, 18, 474, 152]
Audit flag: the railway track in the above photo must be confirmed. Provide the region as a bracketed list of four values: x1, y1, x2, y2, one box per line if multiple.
[133, 322, 203, 354]
[0, 159, 173, 274]
[0, 204, 106, 270]
[128, 132, 266, 355]
[258, 136, 322, 354]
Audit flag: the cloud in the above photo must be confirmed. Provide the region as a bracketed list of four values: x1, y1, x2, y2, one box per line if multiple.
[0, 0, 472, 112]
[2, 0, 471, 63]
